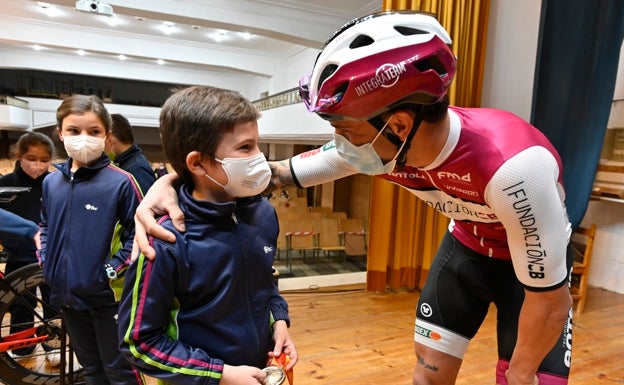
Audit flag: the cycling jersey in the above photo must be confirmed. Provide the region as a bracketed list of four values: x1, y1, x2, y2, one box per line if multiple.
[291, 107, 572, 290]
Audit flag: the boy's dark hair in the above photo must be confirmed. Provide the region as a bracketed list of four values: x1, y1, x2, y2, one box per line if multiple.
[15, 132, 55, 159]
[111, 114, 135, 144]
[56, 94, 112, 131]
[159, 85, 261, 184]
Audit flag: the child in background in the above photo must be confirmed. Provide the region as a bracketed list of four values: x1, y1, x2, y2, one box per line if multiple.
[0, 133, 57, 360]
[153, 162, 168, 179]
[118, 85, 297, 385]
[106, 113, 156, 194]
[39, 94, 144, 385]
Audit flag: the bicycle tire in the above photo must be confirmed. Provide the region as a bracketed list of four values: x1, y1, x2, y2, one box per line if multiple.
[0, 263, 84, 385]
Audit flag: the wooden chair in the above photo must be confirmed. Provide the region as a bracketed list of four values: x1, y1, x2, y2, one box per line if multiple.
[570, 224, 596, 316]
[325, 211, 347, 221]
[339, 218, 367, 258]
[284, 215, 319, 272]
[318, 218, 346, 263]
[310, 206, 332, 214]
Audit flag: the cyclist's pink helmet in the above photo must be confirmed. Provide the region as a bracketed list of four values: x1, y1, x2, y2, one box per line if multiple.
[299, 10, 457, 121]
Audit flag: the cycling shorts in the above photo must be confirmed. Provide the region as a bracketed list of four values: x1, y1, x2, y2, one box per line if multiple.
[414, 231, 573, 378]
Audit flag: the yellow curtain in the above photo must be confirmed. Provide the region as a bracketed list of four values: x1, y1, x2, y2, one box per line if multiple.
[367, 0, 491, 291]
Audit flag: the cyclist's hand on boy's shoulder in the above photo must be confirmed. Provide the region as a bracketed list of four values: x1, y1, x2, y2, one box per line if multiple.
[220, 364, 266, 385]
[133, 173, 185, 261]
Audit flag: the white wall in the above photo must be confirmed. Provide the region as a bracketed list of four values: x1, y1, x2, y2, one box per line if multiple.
[258, 102, 333, 144]
[481, 0, 542, 121]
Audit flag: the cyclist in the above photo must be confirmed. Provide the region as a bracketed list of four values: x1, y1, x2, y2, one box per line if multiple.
[132, 11, 573, 385]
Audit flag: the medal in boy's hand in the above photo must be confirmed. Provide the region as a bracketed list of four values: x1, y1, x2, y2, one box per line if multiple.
[266, 353, 293, 385]
[263, 366, 285, 385]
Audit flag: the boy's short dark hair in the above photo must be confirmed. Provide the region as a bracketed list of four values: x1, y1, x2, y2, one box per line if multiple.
[159, 85, 261, 184]
[111, 114, 135, 145]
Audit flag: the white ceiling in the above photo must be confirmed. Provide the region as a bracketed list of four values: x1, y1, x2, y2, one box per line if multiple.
[1, 0, 381, 80]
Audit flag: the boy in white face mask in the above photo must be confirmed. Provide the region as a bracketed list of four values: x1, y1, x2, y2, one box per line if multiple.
[39, 94, 144, 384]
[118, 85, 298, 385]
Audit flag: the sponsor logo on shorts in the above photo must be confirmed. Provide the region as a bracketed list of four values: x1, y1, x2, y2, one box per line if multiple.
[415, 325, 442, 341]
[420, 302, 433, 317]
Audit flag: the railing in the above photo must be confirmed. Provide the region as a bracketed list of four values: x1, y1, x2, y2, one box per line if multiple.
[253, 87, 301, 111]
[0, 95, 28, 108]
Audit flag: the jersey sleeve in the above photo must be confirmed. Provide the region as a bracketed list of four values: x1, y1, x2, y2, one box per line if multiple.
[290, 141, 358, 188]
[484, 146, 571, 289]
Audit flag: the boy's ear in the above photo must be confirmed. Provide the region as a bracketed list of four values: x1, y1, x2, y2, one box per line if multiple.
[186, 151, 208, 176]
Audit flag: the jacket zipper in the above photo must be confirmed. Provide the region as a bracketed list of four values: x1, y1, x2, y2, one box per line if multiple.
[63, 174, 75, 306]
[232, 211, 262, 358]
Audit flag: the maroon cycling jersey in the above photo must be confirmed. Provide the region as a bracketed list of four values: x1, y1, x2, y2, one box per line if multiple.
[290, 107, 572, 289]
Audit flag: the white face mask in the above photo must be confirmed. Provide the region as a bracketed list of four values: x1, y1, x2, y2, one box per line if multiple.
[62, 135, 105, 165]
[20, 158, 49, 179]
[333, 117, 407, 175]
[204, 152, 271, 198]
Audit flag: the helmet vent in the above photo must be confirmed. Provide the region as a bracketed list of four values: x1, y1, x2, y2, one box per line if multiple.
[413, 56, 447, 76]
[349, 34, 374, 49]
[318, 64, 339, 90]
[394, 26, 429, 36]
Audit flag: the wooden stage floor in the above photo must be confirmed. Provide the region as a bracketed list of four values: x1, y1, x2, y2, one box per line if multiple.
[274, 284, 623, 385]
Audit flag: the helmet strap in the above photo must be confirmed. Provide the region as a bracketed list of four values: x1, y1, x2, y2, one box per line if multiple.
[367, 116, 403, 147]
[395, 105, 426, 166]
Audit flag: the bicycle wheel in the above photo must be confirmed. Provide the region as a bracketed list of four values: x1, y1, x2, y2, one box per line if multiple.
[0, 263, 84, 385]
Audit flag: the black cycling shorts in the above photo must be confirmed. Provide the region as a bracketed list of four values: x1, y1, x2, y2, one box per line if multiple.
[414, 231, 573, 378]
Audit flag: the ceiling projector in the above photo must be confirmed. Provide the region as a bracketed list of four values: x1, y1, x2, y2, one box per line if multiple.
[75, 0, 114, 16]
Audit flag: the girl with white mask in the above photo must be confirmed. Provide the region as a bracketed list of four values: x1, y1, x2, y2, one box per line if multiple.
[57, 96, 109, 170]
[40, 95, 144, 385]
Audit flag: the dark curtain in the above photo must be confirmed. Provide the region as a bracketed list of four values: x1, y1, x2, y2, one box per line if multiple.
[531, 0, 624, 229]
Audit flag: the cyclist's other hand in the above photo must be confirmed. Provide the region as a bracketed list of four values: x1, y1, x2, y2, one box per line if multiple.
[133, 173, 185, 260]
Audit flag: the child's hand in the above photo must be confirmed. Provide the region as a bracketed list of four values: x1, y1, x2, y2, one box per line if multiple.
[271, 321, 298, 370]
[220, 364, 265, 385]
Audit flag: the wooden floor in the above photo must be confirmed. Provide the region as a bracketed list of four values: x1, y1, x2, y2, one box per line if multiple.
[273, 284, 623, 385]
[1, 268, 619, 385]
